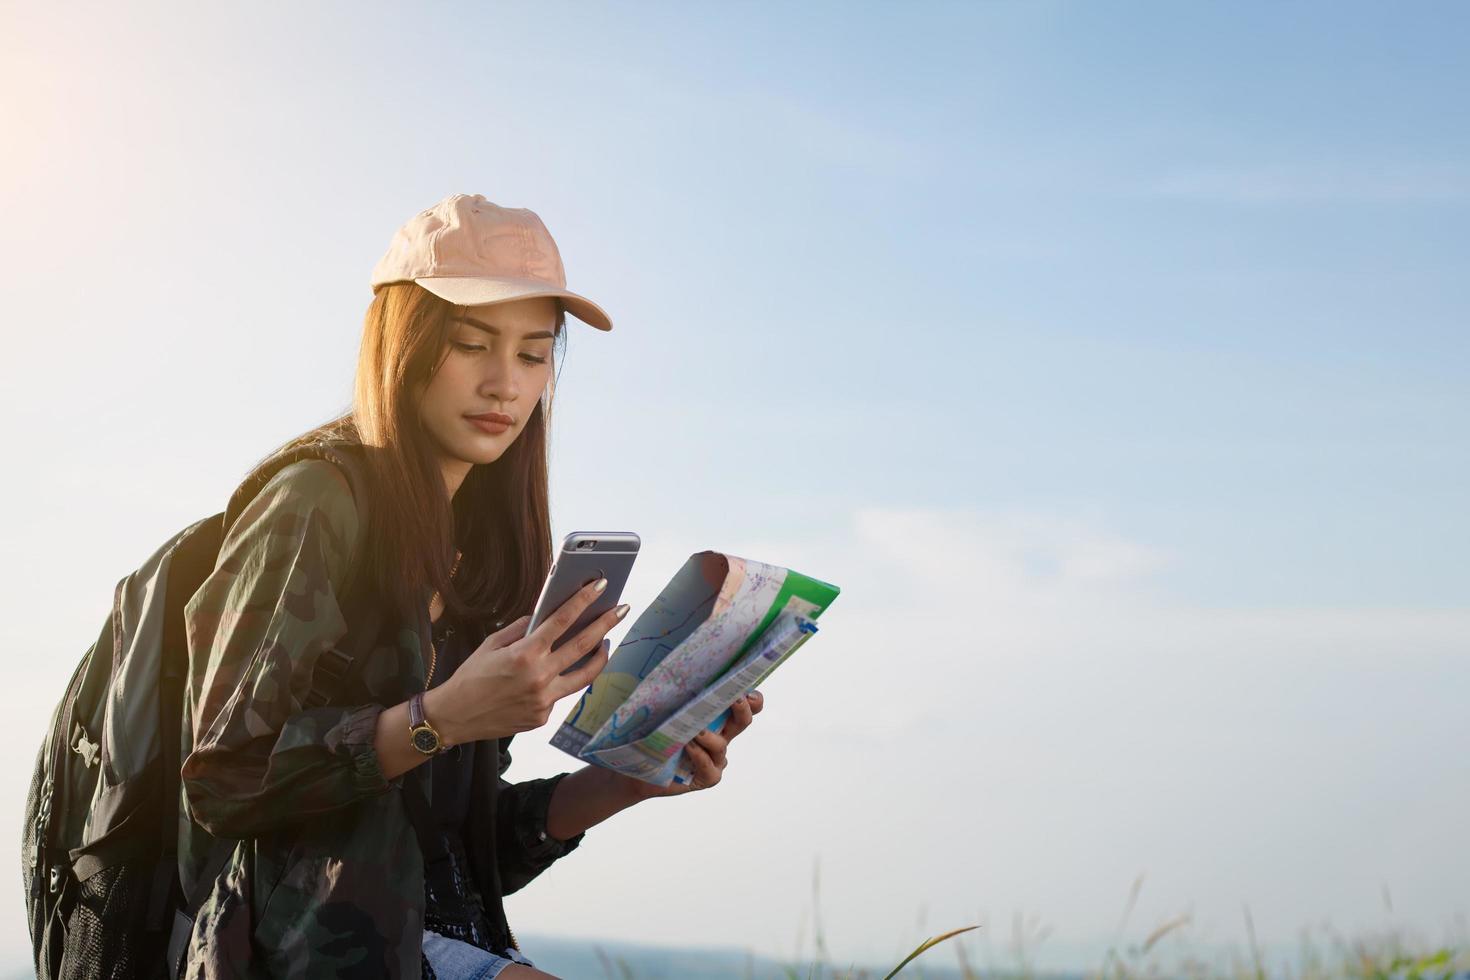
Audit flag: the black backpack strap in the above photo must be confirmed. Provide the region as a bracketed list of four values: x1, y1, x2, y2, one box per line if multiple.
[302, 645, 357, 710]
[147, 515, 225, 933]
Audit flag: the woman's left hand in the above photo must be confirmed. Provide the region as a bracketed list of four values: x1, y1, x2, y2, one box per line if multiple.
[633, 691, 765, 799]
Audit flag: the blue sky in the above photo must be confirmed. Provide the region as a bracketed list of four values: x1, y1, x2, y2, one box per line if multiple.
[2, 1, 1466, 971]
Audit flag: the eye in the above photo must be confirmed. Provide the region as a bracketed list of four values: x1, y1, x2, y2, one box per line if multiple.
[450, 341, 484, 353]
[520, 354, 549, 365]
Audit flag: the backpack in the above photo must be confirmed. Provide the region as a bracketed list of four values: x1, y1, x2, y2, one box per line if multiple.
[21, 440, 386, 980]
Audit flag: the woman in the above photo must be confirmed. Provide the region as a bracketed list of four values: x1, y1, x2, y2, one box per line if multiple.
[175, 194, 764, 979]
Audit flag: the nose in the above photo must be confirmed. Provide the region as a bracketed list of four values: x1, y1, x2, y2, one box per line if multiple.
[475, 348, 522, 404]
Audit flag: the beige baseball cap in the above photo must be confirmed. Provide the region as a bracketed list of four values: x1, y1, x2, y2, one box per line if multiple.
[370, 193, 613, 331]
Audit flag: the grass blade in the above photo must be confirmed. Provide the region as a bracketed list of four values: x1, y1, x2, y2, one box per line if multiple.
[880, 925, 980, 980]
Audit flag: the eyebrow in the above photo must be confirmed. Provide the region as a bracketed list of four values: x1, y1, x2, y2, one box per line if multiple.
[452, 316, 556, 341]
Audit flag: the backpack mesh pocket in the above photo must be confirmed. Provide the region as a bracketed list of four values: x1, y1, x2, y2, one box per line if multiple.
[59, 863, 168, 980]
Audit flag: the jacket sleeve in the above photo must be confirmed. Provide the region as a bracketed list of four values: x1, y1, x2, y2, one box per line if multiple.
[492, 740, 585, 894]
[180, 458, 395, 839]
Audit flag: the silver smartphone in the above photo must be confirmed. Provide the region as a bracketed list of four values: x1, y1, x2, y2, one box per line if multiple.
[526, 531, 640, 676]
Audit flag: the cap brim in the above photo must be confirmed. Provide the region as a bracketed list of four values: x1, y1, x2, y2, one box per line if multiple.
[413, 276, 613, 331]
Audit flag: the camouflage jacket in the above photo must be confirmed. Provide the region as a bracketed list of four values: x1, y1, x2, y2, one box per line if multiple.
[175, 458, 584, 978]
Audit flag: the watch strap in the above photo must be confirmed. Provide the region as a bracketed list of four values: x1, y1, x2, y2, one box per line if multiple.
[408, 691, 445, 755]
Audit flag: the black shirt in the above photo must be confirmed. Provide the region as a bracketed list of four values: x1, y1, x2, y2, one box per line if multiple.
[421, 612, 495, 947]
[428, 616, 475, 832]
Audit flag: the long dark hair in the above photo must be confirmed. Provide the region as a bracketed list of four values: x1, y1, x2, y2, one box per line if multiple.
[252, 281, 568, 632]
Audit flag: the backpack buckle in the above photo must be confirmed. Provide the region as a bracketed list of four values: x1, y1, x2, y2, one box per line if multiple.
[304, 647, 352, 708]
[71, 722, 100, 769]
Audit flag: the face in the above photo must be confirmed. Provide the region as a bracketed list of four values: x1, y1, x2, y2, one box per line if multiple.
[415, 295, 558, 493]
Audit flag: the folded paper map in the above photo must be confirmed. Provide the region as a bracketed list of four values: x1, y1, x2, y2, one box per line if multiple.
[550, 550, 840, 785]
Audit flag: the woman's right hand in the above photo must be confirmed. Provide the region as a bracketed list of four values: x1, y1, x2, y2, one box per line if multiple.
[429, 577, 628, 744]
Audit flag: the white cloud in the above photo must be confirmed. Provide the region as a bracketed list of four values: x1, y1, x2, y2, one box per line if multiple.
[852, 505, 1171, 595]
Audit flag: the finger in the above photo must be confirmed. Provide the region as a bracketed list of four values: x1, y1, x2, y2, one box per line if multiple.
[530, 577, 608, 649]
[488, 615, 533, 648]
[731, 696, 754, 728]
[549, 638, 610, 701]
[554, 603, 629, 674]
[747, 690, 765, 714]
[682, 739, 721, 788]
[695, 729, 728, 768]
[720, 696, 754, 741]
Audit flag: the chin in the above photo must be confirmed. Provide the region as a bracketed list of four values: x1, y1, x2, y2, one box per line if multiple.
[462, 429, 520, 465]
[458, 442, 508, 466]
[427, 426, 509, 469]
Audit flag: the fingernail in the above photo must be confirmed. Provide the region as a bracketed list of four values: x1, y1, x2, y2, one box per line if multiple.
[614, 603, 630, 620]
[593, 578, 608, 593]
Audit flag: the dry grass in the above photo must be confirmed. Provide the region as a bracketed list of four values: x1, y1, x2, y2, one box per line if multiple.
[598, 868, 1468, 980]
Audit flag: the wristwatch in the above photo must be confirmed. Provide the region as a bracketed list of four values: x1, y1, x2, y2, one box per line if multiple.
[408, 691, 449, 756]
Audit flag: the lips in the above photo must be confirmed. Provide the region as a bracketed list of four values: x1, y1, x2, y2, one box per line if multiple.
[466, 411, 513, 436]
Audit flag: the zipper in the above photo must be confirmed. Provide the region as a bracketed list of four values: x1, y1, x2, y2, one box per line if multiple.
[506, 919, 520, 952]
[425, 624, 453, 689]
[47, 652, 91, 810]
[30, 781, 51, 886]
[34, 647, 91, 891]
[37, 585, 121, 883]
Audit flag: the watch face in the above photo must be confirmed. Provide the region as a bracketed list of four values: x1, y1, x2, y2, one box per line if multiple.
[411, 727, 440, 754]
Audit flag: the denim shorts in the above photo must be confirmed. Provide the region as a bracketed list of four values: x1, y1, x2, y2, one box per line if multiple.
[422, 929, 538, 979]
